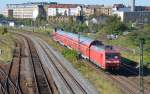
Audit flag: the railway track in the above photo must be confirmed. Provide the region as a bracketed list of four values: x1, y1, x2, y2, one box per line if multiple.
[26, 37, 54, 94]
[12, 32, 150, 94]
[6, 40, 22, 94]
[0, 65, 21, 94]
[78, 59, 140, 94]
[121, 63, 150, 93]
[0, 81, 5, 94]
[81, 58, 150, 94]
[0, 39, 23, 94]
[0, 68, 12, 94]
[37, 38, 87, 94]
[0, 36, 35, 94]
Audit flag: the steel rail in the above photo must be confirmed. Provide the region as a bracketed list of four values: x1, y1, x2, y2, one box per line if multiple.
[26, 38, 53, 94]
[38, 39, 87, 94]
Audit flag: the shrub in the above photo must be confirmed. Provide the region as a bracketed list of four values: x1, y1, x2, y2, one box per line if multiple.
[0, 27, 8, 35]
[62, 48, 78, 61]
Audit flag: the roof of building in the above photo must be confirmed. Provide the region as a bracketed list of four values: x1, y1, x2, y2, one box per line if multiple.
[84, 5, 104, 8]
[113, 4, 125, 8]
[56, 29, 103, 48]
[48, 4, 80, 8]
[7, 2, 51, 6]
[114, 10, 150, 13]
[145, 7, 150, 10]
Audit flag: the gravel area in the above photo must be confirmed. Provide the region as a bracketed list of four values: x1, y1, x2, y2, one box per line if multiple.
[21, 33, 99, 94]
[20, 36, 35, 94]
[28, 35, 71, 94]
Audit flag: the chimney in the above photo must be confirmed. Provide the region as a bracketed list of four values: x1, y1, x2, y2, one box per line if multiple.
[131, 0, 135, 12]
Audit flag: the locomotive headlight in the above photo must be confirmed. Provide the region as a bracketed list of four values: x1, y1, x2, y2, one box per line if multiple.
[114, 56, 118, 59]
[106, 61, 111, 63]
[115, 60, 120, 63]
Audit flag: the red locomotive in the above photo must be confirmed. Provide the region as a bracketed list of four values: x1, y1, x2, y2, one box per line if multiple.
[52, 28, 121, 69]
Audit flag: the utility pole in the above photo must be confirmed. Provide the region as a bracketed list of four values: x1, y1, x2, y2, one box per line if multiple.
[78, 32, 81, 59]
[33, 18, 36, 32]
[139, 38, 145, 94]
[77, 5, 84, 60]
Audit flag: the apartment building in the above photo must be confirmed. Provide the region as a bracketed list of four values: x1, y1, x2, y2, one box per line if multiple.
[83, 6, 95, 16]
[94, 6, 113, 16]
[82, 5, 113, 16]
[114, 11, 150, 23]
[48, 4, 82, 17]
[112, 2, 150, 23]
[2, 2, 47, 19]
[83, 5, 104, 16]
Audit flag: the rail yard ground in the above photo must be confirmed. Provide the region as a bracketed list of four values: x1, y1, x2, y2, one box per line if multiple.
[23, 31, 123, 94]
[0, 27, 150, 94]
[22, 29, 150, 94]
[0, 30, 99, 94]
[1, 1, 150, 94]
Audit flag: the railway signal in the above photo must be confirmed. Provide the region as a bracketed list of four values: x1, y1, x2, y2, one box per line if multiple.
[139, 38, 145, 94]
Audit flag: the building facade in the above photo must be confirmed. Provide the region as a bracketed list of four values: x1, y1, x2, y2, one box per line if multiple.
[48, 4, 82, 17]
[95, 6, 113, 16]
[133, 6, 150, 11]
[112, 4, 131, 12]
[114, 11, 150, 23]
[112, 3, 150, 23]
[83, 6, 95, 16]
[83, 5, 104, 16]
[2, 2, 47, 19]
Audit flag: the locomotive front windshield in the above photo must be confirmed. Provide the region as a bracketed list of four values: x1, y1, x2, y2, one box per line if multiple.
[106, 53, 119, 59]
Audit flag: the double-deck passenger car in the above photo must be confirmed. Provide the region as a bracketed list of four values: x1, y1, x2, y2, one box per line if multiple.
[52, 28, 121, 69]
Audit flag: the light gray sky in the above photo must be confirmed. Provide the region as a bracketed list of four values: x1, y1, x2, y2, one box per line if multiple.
[0, 0, 150, 8]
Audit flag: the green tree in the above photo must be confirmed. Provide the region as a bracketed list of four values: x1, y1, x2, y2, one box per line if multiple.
[101, 16, 128, 35]
[0, 27, 8, 35]
[75, 23, 88, 33]
[36, 7, 47, 26]
[0, 14, 5, 19]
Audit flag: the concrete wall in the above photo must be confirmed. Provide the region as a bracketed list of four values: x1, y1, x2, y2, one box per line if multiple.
[114, 11, 150, 23]
[124, 11, 150, 23]
[2, 4, 40, 19]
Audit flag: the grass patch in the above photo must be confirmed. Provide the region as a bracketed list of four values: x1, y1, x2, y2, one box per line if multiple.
[95, 33, 150, 68]
[12, 27, 53, 34]
[0, 32, 14, 63]
[108, 36, 150, 65]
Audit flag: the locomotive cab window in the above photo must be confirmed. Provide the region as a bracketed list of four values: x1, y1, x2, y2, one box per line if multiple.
[106, 53, 119, 59]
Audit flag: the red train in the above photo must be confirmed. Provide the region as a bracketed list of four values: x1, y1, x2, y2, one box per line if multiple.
[52, 28, 121, 69]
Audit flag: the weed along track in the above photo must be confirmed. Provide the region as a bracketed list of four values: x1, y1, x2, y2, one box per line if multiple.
[121, 63, 150, 93]
[82, 58, 150, 94]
